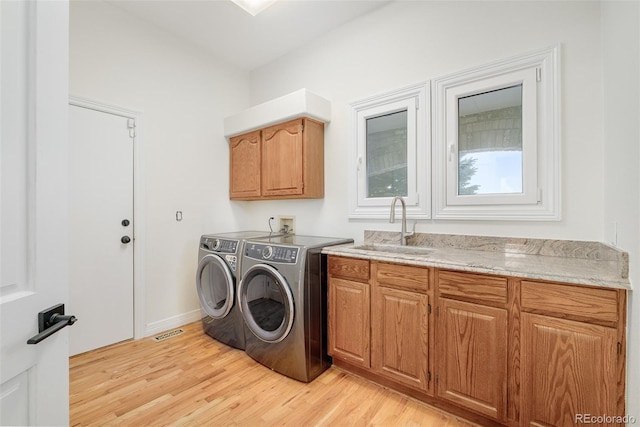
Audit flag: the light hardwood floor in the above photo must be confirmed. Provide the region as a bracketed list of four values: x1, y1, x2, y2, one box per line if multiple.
[70, 321, 476, 426]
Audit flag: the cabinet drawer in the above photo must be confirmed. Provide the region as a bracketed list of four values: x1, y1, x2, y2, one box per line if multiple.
[328, 256, 369, 282]
[521, 280, 619, 325]
[438, 270, 507, 305]
[375, 262, 429, 293]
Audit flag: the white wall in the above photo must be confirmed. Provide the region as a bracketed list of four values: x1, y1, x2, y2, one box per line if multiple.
[69, 1, 251, 331]
[602, 0, 640, 415]
[247, 0, 640, 414]
[246, 1, 605, 242]
[70, 1, 640, 412]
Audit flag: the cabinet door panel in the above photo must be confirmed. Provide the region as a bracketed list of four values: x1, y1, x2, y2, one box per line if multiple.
[262, 119, 303, 196]
[328, 277, 370, 368]
[372, 286, 428, 391]
[436, 298, 507, 420]
[521, 313, 618, 427]
[229, 131, 261, 199]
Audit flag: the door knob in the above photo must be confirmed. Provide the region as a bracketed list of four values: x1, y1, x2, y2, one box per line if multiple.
[121, 236, 131, 244]
[27, 304, 77, 345]
[121, 219, 130, 226]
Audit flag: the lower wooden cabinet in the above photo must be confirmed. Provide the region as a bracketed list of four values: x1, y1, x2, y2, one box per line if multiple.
[521, 313, 618, 426]
[372, 263, 430, 392]
[326, 255, 627, 427]
[436, 298, 507, 421]
[328, 278, 370, 367]
[328, 257, 370, 368]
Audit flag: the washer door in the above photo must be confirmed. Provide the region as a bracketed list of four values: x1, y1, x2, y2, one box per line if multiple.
[196, 254, 234, 319]
[238, 264, 294, 343]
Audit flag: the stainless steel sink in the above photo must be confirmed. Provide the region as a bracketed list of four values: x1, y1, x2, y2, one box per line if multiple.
[351, 243, 434, 256]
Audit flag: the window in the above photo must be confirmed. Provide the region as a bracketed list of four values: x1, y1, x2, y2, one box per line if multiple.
[349, 83, 430, 219]
[366, 110, 409, 198]
[458, 84, 524, 196]
[433, 46, 560, 220]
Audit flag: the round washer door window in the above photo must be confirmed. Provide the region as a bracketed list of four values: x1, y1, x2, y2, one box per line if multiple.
[238, 264, 294, 343]
[196, 254, 234, 319]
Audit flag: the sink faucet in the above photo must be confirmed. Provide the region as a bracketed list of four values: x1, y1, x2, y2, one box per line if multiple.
[389, 196, 414, 246]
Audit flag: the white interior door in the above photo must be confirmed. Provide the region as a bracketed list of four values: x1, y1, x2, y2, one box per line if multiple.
[68, 104, 134, 356]
[0, 1, 70, 425]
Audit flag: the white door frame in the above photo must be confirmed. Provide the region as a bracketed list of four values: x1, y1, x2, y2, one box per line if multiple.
[69, 95, 146, 340]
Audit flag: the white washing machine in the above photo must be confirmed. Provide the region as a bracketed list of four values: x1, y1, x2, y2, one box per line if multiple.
[238, 234, 353, 382]
[195, 231, 280, 350]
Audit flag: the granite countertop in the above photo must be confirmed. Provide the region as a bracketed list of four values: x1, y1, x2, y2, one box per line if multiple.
[322, 230, 632, 290]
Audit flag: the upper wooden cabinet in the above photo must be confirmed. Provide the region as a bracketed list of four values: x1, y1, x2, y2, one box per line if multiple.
[229, 130, 261, 199]
[228, 117, 324, 200]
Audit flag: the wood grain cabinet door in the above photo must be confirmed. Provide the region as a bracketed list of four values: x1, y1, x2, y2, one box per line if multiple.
[229, 130, 261, 199]
[436, 298, 507, 421]
[372, 286, 429, 391]
[261, 119, 304, 197]
[521, 313, 619, 427]
[328, 277, 370, 368]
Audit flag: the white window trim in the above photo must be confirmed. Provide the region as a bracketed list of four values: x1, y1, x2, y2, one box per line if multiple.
[433, 46, 561, 220]
[349, 82, 430, 220]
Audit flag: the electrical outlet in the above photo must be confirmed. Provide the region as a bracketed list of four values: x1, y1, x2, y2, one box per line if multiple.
[278, 216, 295, 234]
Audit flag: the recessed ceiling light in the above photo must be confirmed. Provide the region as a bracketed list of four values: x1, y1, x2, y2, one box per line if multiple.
[230, 0, 278, 16]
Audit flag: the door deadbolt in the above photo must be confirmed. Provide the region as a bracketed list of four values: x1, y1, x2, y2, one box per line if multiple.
[122, 219, 130, 226]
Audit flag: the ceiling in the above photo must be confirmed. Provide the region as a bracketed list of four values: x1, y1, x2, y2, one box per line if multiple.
[107, 0, 393, 71]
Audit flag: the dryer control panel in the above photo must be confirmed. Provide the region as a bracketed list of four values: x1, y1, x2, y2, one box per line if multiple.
[201, 238, 238, 254]
[245, 243, 299, 264]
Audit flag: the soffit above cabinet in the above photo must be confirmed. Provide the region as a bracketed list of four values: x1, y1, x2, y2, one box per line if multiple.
[223, 89, 331, 138]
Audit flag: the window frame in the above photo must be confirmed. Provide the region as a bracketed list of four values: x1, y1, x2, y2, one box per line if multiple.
[349, 82, 430, 219]
[433, 46, 561, 220]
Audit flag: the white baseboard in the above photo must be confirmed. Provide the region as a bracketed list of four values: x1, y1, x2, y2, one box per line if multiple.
[144, 309, 202, 337]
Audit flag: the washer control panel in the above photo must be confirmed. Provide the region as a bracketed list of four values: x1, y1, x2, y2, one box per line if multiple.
[201, 237, 238, 254]
[245, 243, 299, 264]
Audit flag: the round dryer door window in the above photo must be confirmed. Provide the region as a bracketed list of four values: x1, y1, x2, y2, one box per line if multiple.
[196, 254, 234, 319]
[238, 264, 294, 343]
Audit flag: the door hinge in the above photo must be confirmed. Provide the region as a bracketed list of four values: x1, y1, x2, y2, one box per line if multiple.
[415, 96, 419, 110]
[537, 188, 543, 204]
[427, 303, 431, 315]
[127, 118, 136, 139]
[427, 371, 431, 383]
[536, 67, 542, 82]
[436, 305, 440, 316]
[617, 341, 623, 356]
[435, 374, 439, 384]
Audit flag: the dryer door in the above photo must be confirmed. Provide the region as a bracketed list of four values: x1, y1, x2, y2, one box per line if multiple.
[238, 264, 294, 343]
[196, 254, 235, 319]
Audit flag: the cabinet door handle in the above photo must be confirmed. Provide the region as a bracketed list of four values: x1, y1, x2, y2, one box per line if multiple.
[27, 304, 77, 345]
